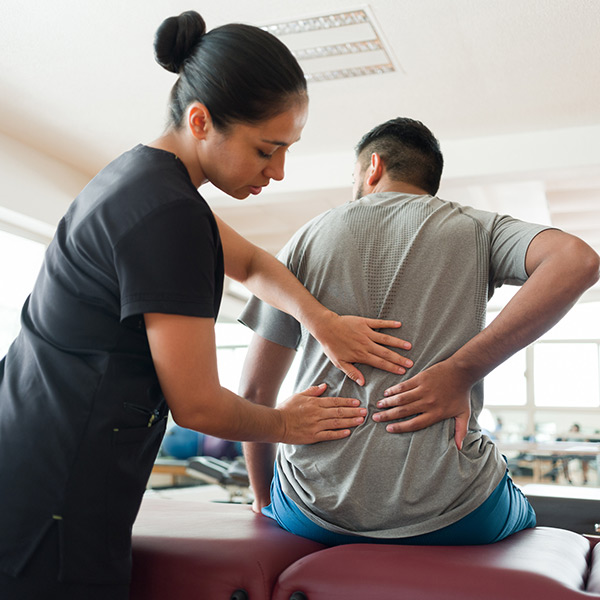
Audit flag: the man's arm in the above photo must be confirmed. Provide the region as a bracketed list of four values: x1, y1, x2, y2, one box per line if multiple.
[373, 229, 600, 447]
[238, 333, 297, 512]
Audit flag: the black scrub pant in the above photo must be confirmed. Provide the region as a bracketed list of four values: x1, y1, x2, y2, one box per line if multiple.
[0, 523, 129, 600]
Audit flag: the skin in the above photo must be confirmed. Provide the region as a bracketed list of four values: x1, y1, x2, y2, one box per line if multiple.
[241, 151, 600, 510]
[144, 102, 414, 444]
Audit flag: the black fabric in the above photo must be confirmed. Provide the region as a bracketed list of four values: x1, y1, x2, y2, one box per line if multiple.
[0, 523, 130, 599]
[0, 145, 223, 584]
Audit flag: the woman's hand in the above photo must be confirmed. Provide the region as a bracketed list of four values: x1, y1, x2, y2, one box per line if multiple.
[372, 359, 471, 449]
[311, 313, 413, 386]
[276, 383, 367, 444]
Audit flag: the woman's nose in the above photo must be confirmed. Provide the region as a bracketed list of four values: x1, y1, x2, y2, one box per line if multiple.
[264, 152, 285, 181]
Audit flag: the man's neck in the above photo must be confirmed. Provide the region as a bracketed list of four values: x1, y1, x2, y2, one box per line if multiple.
[373, 180, 429, 196]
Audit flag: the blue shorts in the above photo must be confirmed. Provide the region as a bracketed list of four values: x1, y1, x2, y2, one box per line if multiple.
[263, 465, 536, 546]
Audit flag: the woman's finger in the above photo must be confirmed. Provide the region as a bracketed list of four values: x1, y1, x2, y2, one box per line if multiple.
[317, 402, 367, 420]
[317, 394, 361, 408]
[361, 344, 413, 369]
[363, 318, 403, 330]
[313, 428, 352, 442]
[336, 361, 366, 386]
[320, 415, 366, 430]
[369, 331, 412, 350]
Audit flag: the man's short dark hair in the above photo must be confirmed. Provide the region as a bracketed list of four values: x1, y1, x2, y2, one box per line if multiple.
[355, 118, 444, 196]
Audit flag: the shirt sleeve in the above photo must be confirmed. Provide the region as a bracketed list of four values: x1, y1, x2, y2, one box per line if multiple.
[115, 199, 222, 320]
[238, 296, 302, 350]
[488, 214, 553, 287]
[238, 241, 303, 350]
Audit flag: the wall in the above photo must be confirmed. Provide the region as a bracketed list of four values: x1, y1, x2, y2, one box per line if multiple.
[0, 133, 90, 242]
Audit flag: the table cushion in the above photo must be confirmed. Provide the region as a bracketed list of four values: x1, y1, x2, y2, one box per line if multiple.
[130, 493, 325, 600]
[273, 527, 593, 600]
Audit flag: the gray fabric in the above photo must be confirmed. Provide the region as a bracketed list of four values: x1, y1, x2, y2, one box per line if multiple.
[240, 192, 549, 538]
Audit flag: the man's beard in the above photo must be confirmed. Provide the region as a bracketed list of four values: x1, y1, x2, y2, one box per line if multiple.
[354, 182, 364, 201]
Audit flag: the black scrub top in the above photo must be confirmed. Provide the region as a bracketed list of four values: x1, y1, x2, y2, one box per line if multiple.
[0, 145, 223, 583]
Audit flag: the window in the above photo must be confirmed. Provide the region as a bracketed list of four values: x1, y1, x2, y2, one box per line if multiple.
[484, 349, 527, 406]
[533, 342, 600, 407]
[215, 321, 300, 402]
[0, 230, 46, 356]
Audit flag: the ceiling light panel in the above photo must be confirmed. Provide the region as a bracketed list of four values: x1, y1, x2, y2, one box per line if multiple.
[261, 8, 397, 82]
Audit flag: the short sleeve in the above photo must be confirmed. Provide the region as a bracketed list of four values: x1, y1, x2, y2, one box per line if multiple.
[238, 241, 303, 349]
[238, 295, 302, 350]
[489, 215, 552, 287]
[116, 199, 222, 320]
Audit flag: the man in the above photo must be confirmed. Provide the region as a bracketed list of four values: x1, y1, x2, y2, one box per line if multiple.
[238, 118, 600, 545]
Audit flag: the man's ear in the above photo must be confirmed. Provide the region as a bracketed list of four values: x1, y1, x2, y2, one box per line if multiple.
[366, 152, 384, 186]
[187, 103, 212, 140]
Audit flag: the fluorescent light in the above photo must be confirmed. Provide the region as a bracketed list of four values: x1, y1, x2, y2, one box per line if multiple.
[261, 9, 397, 82]
[308, 63, 395, 82]
[263, 11, 370, 36]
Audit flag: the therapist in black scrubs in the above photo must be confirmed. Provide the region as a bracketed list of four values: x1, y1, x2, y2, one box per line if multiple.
[0, 11, 411, 599]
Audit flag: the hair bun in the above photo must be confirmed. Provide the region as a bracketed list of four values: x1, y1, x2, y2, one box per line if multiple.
[154, 11, 207, 74]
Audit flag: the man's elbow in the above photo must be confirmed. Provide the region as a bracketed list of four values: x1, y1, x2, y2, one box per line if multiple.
[572, 238, 600, 290]
[238, 381, 276, 407]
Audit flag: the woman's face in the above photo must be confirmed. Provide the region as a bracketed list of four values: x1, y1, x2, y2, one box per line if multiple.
[199, 101, 308, 200]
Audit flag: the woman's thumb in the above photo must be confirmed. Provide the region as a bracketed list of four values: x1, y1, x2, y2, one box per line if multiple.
[303, 382, 328, 397]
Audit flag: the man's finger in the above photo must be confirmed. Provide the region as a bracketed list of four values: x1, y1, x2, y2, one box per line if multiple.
[384, 414, 431, 434]
[376, 388, 421, 408]
[383, 378, 420, 397]
[454, 413, 469, 450]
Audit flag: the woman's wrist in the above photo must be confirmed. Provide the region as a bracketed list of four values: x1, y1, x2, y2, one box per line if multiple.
[298, 303, 336, 343]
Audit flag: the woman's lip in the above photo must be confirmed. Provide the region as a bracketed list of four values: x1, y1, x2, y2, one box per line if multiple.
[249, 186, 262, 195]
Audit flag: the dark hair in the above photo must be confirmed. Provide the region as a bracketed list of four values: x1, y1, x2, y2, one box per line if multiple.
[154, 11, 308, 130]
[355, 118, 444, 195]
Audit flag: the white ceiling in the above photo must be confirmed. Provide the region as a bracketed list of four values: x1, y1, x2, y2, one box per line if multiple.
[1, 0, 600, 316]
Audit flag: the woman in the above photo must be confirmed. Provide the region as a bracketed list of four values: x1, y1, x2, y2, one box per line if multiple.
[0, 11, 411, 599]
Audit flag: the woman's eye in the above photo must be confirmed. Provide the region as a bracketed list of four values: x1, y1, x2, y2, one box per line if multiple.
[258, 150, 273, 159]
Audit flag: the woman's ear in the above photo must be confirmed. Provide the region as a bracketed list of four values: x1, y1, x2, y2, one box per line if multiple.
[187, 103, 212, 140]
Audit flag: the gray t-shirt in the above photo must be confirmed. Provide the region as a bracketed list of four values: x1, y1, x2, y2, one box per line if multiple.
[240, 192, 548, 538]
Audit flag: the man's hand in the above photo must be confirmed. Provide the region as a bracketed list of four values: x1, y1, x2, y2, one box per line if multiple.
[276, 383, 367, 444]
[312, 313, 413, 386]
[372, 359, 471, 449]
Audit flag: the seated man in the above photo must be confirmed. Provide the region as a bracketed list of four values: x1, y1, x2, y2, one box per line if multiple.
[238, 118, 600, 545]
